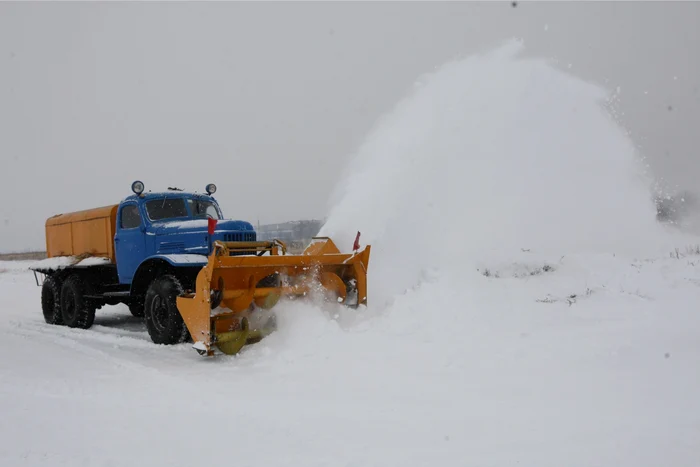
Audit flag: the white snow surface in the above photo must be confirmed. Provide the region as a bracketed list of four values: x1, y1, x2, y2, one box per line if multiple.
[155, 219, 209, 230]
[157, 254, 208, 265]
[29, 255, 112, 270]
[28, 256, 77, 270]
[2, 41, 700, 466]
[75, 256, 112, 267]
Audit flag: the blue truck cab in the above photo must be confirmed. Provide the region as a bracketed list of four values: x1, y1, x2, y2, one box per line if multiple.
[115, 185, 255, 285]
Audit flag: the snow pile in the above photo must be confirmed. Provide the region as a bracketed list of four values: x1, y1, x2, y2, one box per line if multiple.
[320, 39, 681, 307]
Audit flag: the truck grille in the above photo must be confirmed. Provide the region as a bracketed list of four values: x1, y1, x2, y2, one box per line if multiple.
[224, 232, 256, 242]
[223, 232, 258, 256]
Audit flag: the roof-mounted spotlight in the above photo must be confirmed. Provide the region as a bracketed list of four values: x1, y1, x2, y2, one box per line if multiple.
[205, 183, 217, 195]
[131, 180, 145, 195]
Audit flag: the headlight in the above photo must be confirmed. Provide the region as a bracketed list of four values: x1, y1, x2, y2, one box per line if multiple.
[131, 180, 145, 195]
[206, 183, 217, 195]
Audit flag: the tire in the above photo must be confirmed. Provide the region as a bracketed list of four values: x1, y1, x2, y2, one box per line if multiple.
[60, 275, 96, 329]
[41, 275, 63, 325]
[144, 275, 188, 345]
[128, 299, 145, 318]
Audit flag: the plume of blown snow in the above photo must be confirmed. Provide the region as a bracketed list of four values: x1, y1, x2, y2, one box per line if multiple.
[319, 40, 682, 305]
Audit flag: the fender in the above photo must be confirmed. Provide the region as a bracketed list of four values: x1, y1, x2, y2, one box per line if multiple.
[147, 254, 209, 267]
[130, 254, 208, 297]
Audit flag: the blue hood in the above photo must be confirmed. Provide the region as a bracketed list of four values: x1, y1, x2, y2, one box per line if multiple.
[151, 219, 256, 256]
[152, 219, 255, 235]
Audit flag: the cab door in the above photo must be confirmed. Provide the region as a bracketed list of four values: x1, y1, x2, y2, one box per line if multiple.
[114, 203, 146, 284]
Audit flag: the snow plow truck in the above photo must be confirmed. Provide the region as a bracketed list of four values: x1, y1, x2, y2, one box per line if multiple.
[29, 181, 370, 356]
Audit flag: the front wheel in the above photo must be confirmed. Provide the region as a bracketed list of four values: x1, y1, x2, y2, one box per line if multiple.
[144, 275, 188, 345]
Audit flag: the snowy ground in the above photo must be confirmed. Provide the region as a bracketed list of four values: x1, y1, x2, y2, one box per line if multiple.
[2, 41, 700, 466]
[1, 251, 700, 467]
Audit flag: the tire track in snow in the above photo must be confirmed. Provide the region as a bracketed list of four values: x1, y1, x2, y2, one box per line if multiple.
[7, 318, 195, 375]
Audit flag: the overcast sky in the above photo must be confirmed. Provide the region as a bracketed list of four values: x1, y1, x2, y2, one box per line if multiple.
[1, 1, 698, 253]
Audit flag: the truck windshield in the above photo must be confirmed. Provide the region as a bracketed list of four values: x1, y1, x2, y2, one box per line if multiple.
[188, 199, 222, 219]
[146, 198, 188, 221]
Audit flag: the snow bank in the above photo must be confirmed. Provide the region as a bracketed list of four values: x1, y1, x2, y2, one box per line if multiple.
[319, 39, 683, 307]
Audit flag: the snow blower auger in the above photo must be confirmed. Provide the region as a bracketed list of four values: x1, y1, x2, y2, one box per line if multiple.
[176, 235, 370, 356]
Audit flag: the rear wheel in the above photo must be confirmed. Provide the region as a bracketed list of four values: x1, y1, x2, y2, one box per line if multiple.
[144, 275, 188, 345]
[41, 275, 63, 325]
[60, 275, 96, 329]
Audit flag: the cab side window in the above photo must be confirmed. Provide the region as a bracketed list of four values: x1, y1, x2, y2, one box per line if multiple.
[121, 205, 141, 229]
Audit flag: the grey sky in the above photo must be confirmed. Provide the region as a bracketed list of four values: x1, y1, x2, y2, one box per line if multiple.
[1, 1, 698, 253]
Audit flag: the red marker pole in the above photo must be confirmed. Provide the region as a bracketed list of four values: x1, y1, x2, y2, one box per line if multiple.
[353, 231, 361, 251]
[208, 216, 218, 254]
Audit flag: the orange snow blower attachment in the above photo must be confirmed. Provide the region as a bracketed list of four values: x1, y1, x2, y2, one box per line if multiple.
[176, 236, 370, 356]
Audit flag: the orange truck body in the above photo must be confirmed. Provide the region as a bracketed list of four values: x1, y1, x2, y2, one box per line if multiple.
[45, 205, 119, 262]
